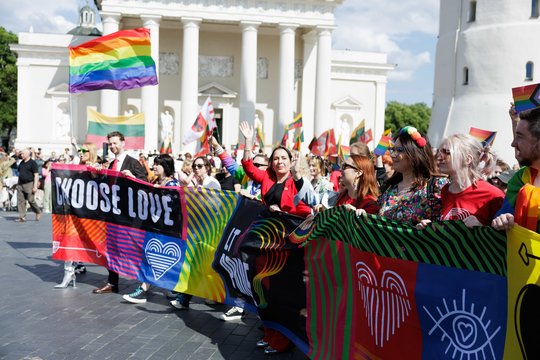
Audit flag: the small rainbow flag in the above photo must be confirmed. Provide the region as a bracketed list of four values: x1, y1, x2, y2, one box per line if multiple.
[69, 28, 158, 93]
[469, 127, 497, 147]
[512, 83, 540, 113]
[374, 134, 392, 156]
[86, 108, 144, 149]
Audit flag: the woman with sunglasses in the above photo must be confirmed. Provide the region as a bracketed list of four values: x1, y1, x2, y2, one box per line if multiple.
[336, 155, 380, 214]
[417, 134, 504, 229]
[54, 141, 99, 288]
[238, 121, 311, 355]
[377, 126, 447, 225]
[123, 154, 180, 304]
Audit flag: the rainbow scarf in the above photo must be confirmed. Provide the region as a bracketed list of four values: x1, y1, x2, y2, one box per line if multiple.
[69, 28, 158, 93]
[513, 167, 540, 232]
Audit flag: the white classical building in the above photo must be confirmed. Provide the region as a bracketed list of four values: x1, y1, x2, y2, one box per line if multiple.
[12, 0, 394, 155]
[429, 0, 540, 166]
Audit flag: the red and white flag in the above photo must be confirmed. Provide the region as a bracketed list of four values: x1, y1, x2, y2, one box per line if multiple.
[183, 97, 214, 145]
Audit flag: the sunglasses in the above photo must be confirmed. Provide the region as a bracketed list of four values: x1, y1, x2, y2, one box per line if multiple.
[253, 163, 268, 168]
[341, 163, 358, 171]
[78, 148, 89, 153]
[192, 164, 205, 169]
[388, 146, 405, 155]
[436, 148, 451, 156]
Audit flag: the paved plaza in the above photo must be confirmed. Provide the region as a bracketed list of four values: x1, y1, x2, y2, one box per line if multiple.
[0, 211, 307, 360]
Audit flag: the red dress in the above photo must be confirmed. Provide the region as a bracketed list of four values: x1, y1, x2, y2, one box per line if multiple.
[336, 192, 380, 214]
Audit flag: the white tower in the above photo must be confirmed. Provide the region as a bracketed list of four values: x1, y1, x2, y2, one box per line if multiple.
[429, 0, 540, 165]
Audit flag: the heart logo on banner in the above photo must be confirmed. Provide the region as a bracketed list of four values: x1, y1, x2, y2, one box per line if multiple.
[145, 238, 182, 280]
[356, 261, 412, 348]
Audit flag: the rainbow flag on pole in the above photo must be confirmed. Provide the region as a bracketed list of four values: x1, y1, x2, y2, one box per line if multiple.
[469, 127, 497, 147]
[86, 108, 145, 149]
[374, 134, 392, 156]
[69, 28, 158, 93]
[512, 83, 540, 113]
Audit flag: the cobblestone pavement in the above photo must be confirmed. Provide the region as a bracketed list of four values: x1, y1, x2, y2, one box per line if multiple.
[0, 211, 307, 360]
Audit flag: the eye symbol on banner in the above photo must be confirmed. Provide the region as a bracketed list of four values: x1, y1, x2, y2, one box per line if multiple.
[356, 261, 411, 347]
[145, 238, 182, 280]
[423, 289, 501, 359]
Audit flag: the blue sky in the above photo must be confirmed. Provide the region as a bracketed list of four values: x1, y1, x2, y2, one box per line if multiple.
[0, 0, 440, 105]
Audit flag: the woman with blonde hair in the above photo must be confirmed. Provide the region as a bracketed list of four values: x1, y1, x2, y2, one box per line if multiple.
[417, 134, 504, 229]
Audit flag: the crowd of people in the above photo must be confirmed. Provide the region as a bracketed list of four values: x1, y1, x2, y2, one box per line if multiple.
[1, 102, 539, 355]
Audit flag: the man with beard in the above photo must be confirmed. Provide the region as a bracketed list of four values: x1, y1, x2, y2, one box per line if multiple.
[492, 106, 540, 232]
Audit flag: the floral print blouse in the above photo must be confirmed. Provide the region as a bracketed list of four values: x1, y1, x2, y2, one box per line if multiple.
[377, 177, 448, 225]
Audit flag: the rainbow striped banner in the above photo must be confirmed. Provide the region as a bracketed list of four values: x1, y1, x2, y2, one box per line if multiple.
[69, 28, 158, 93]
[512, 83, 540, 113]
[86, 108, 144, 149]
[469, 127, 497, 147]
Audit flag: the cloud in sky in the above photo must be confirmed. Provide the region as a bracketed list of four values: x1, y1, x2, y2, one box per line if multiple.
[333, 0, 439, 83]
[0, 0, 82, 34]
[0, 0, 439, 103]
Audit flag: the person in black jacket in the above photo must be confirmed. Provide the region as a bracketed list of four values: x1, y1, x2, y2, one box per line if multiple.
[93, 131, 147, 294]
[16, 149, 42, 222]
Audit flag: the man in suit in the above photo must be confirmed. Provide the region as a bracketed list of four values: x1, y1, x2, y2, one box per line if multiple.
[93, 131, 148, 294]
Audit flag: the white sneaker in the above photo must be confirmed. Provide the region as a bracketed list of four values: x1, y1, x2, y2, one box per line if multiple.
[220, 306, 245, 321]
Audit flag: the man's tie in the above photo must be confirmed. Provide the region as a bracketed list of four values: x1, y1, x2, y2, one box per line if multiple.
[111, 159, 118, 171]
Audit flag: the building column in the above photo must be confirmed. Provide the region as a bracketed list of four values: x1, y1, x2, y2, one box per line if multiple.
[180, 17, 201, 153]
[277, 23, 298, 140]
[301, 29, 317, 144]
[99, 12, 121, 117]
[239, 21, 260, 127]
[314, 26, 333, 137]
[374, 80, 387, 148]
[140, 15, 161, 152]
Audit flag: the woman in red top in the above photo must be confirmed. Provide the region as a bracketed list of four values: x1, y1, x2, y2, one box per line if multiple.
[336, 154, 380, 214]
[417, 134, 504, 229]
[239, 121, 311, 355]
[240, 122, 311, 217]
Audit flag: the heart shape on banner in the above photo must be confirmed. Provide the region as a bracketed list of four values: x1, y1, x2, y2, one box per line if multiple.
[457, 322, 475, 343]
[145, 238, 182, 280]
[356, 261, 412, 348]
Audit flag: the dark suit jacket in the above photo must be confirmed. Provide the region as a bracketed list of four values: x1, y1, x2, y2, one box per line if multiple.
[110, 154, 147, 182]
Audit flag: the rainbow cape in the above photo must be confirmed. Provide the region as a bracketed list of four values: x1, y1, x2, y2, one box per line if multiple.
[69, 28, 158, 93]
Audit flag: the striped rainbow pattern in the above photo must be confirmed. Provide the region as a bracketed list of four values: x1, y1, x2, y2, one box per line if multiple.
[374, 134, 392, 156]
[512, 83, 540, 113]
[469, 127, 497, 146]
[86, 108, 145, 149]
[69, 27, 158, 93]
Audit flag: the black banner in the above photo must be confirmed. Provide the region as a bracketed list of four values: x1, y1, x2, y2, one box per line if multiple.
[52, 164, 183, 237]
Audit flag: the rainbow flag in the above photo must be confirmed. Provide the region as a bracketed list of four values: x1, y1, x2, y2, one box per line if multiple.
[469, 127, 497, 147]
[350, 120, 365, 144]
[285, 113, 303, 130]
[512, 83, 540, 113]
[374, 134, 392, 156]
[86, 108, 144, 149]
[69, 28, 158, 93]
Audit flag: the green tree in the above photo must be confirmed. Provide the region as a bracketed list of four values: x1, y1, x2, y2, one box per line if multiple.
[0, 26, 17, 147]
[384, 101, 431, 135]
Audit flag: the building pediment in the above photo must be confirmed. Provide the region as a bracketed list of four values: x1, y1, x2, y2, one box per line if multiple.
[46, 83, 70, 96]
[332, 96, 362, 110]
[198, 82, 237, 99]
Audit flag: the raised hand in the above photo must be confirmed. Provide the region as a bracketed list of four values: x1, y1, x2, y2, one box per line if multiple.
[239, 121, 254, 141]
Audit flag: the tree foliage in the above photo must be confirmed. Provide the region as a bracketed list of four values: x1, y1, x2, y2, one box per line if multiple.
[384, 101, 431, 135]
[0, 26, 17, 141]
